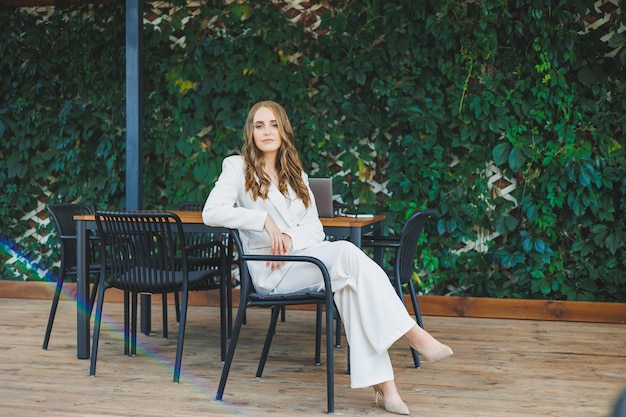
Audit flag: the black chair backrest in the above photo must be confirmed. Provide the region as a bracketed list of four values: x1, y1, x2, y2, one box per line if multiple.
[177, 202, 230, 267]
[229, 229, 255, 296]
[46, 203, 94, 270]
[95, 211, 187, 294]
[396, 209, 435, 285]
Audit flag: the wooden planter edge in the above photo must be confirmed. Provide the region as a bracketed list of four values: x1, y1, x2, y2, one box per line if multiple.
[1, 280, 625, 324]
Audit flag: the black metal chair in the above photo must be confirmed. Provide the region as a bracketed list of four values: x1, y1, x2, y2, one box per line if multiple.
[43, 203, 102, 350]
[137, 202, 230, 360]
[90, 211, 227, 383]
[216, 229, 336, 413]
[361, 208, 435, 368]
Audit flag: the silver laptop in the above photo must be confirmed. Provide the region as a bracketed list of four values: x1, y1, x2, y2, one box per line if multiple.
[309, 178, 335, 217]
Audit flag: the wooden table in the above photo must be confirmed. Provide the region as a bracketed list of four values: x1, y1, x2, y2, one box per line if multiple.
[74, 211, 385, 359]
[319, 214, 386, 247]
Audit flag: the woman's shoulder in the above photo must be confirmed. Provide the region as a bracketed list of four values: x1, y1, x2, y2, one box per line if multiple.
[222, 154, 244, 169]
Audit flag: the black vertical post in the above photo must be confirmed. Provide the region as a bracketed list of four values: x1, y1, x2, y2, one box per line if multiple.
[126, 0, 151, 335]
[126, 0, 143, 211]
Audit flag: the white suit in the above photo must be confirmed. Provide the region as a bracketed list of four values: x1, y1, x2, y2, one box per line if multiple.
[202, 155, 416, 388]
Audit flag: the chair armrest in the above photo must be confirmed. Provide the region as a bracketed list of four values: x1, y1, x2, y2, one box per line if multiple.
[228, 229, 333, 298]
[241, 254, 334, 295]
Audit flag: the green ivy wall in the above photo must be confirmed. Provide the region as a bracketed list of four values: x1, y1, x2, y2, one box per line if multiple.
[1, 1, 624, 302]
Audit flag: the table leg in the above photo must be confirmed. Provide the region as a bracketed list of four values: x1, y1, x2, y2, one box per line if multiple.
[140, 294, 151, 335]
[374, 219, 385, 264]
[76, 219, 90, 359]
[349, 220, 385, 263]
[349, 227, 362, 248]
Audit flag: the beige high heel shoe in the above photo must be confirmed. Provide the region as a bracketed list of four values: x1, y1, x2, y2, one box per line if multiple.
[420, 344, 453, 364]
[373, 385, 410, 415]
[407, 325, 453, 364]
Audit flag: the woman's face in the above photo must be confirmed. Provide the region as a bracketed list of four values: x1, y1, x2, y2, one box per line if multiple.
[252, 106, 283, 156]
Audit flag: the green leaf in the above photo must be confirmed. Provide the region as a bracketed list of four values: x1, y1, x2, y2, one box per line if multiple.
[6, 154, 27, 178]
[534, 239, 546, 254]
[605, 232, 621, 255]
[505, 215, 519, 231]
[578, 166, 591, 186]
[531, 269, 544, 278]
[508, 146, 526, 171]
[492, 142, 510, 166]
[355, 71, 366, 86]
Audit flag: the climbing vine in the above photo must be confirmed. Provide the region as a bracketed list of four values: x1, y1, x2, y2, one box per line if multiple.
[1, 0, 624, 302]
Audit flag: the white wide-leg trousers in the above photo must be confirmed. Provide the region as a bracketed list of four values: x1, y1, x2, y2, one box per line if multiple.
[264, 240, 416, 388]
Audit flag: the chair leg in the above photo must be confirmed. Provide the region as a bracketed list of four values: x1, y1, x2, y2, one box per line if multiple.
[174, 291, 181, 322]
[227, 276, 233, 337]
[89, 283, 107, 376]
[256, 307, 281, 378]
[219, 279, 227, 361]
[219, 253, 229, 360]
[173, 289, 189, 383]
[332, 308, 350, 374]
[315, 304, 322, 365]
[325, 302, 335, 413]
[347, 345, 351, 375]
[393, 277, 422, 368]
[162, 293, 169, 339]
[409, 344, 420, 368]
[408, 282, 422, 368]
[409, 282, 424, 328]
[42, 275, 64, 349]
[89, 277, 99, 315]
[131, 292, 138, 356]
[217, 302, 247, 401]
[123, 290, 130, 356]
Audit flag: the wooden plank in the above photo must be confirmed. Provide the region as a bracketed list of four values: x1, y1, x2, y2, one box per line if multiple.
[3, 280, 626, 323]
[417, 295, 626, 324]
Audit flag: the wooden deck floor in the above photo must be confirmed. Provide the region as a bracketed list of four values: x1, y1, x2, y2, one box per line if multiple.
[1, 298, 625, 417]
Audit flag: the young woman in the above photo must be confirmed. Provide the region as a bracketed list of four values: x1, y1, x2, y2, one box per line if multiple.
[202, 100, 452, 415]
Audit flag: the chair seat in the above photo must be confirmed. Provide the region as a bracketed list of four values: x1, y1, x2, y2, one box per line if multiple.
[249, 290, 327, 302]
[114, 267, 217, 292]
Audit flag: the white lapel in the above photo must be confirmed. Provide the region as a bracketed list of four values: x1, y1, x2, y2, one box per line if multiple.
[266, 184, 294, 226]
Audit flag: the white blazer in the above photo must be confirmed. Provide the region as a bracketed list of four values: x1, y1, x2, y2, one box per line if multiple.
[202, 155, 326, 293]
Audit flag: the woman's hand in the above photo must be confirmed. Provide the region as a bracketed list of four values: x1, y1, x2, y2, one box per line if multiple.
[264, 214, 292, 270]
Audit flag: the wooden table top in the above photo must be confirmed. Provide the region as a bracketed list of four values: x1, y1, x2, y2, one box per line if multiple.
[75, 211, 385, 227]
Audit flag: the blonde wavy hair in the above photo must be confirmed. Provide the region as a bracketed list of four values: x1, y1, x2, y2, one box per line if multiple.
[242, 101, 311, 208]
